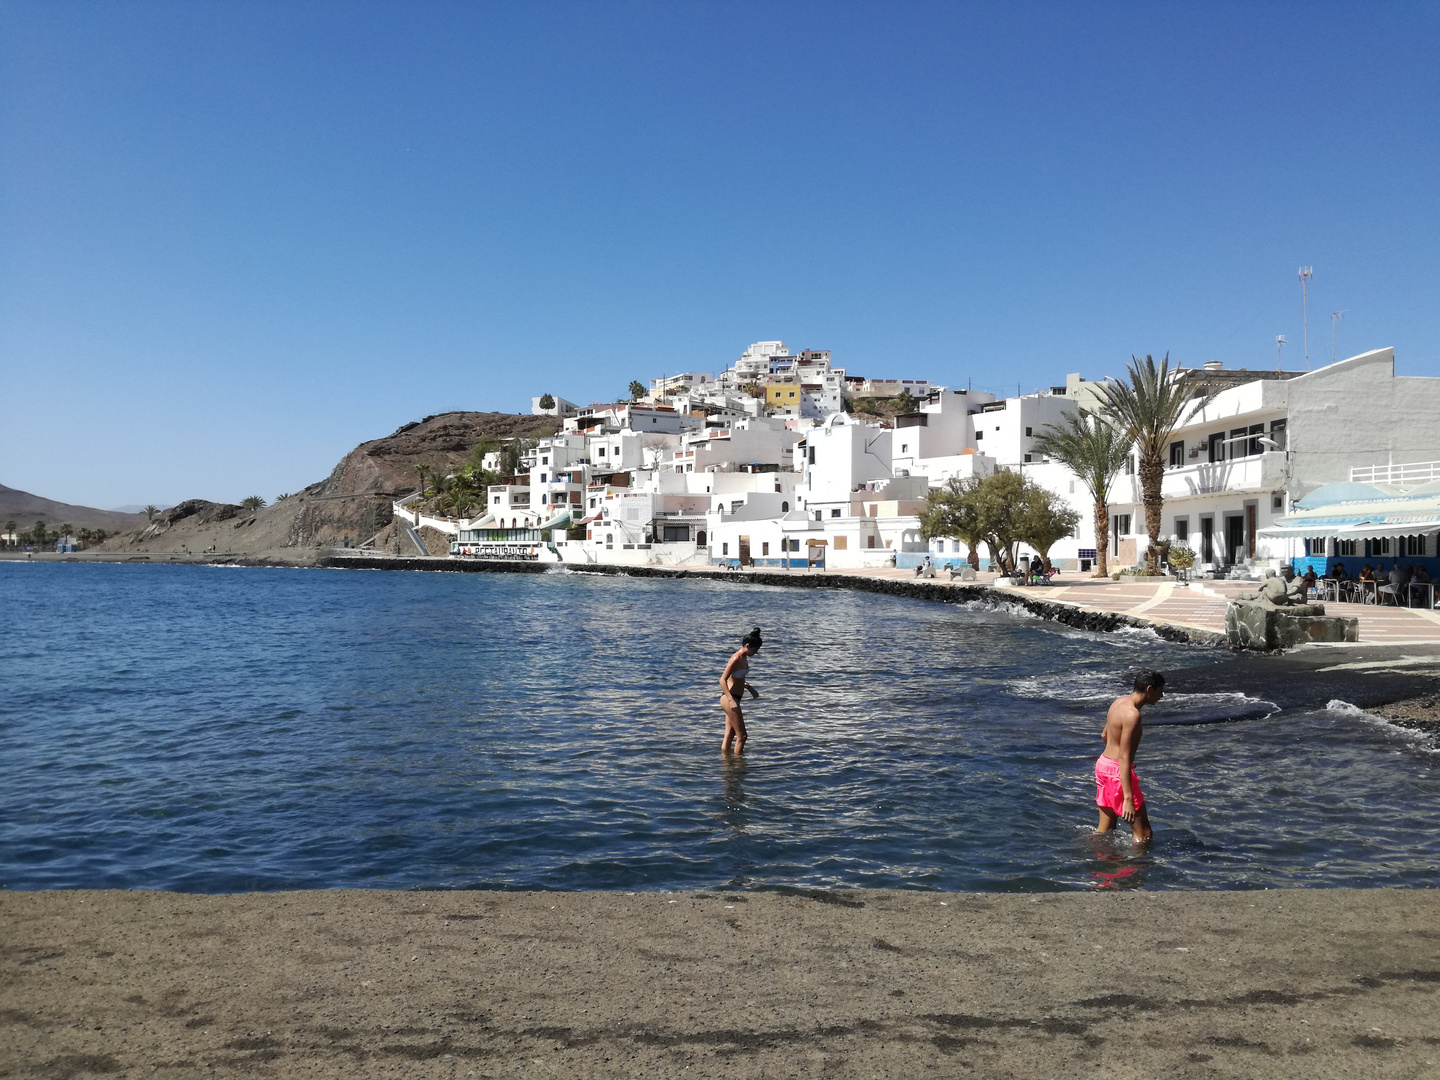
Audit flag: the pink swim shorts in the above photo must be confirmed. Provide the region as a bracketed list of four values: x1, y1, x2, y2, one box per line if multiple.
[1095, 754, 1144, 815]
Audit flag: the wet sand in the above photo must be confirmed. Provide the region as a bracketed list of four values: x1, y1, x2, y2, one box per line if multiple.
[4, 888, 1438, 1078]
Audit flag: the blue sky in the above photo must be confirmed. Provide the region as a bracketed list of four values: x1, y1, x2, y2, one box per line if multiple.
[3, 2, 1438, 508]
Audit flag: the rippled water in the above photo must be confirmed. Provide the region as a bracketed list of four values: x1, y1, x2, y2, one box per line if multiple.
[2, 563, 1436, 893]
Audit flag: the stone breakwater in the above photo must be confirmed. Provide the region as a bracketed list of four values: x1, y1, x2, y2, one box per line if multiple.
[319, 555, 1227, 647]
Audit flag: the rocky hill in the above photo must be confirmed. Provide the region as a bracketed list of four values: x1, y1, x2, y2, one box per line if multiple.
[0, 484, 147, 532]
[95, 411, 559, 557]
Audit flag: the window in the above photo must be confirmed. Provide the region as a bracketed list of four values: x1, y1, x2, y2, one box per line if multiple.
[814, 510, 822, 521]
[1401, 535, 1425, 556]
[1068, 481, 1075, 494]
[722, 542, 728, 556]
[900, 443, 908, 454]
[1023, 453, 1033, 463]
[1336, 538, 1357, 557]
[541, 457, 548, 465]
[808, 447, 816, 465]
[1113, 514, 1131, 556]
[539, 473, 547, 483]
[1169, 441, 1185, 468]
[867, 535, 876, 548]
[762, 542, 770, 556]
[598, 447, 606, 456]
[1124, 455, 1135, 475]
[831, 508, 841, 517]
[1247, 424, 1264, 456]
[781, 501, 789, 512]
[975, 430, 984, 440]
[1369, 537, 1392, 556]
[662, 525, 689, 543]
[1269, 418, 1287, 449]
[606, 533, 614, 546]
[697, 530, 706, 546]
[834, 536, 847, 550]
[1025, 426, 1032, 437]
[1174, 518, 1189, 544]
[540, 494, 547, 504]
[1231, 427, 1250, 457]
[589, 498, 596, 508]
[1272, 495, 1283, 510]
[1208, 432, 1225, 462]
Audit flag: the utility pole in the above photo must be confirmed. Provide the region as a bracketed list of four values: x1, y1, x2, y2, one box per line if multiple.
[1298, 266, 1314, 370]
[1276, 334, 1287, 371]
[1330, 310, 1345, 364]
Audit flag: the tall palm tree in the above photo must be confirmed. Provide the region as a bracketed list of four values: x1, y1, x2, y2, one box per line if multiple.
[413, 463, 432, 497]
[1034, 411, 1137, 577]
[1090, 354, 1217, 572]
[143, 505, 159, 522]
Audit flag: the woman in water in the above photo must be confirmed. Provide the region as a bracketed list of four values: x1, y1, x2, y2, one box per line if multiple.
[720, 627, 762, 754]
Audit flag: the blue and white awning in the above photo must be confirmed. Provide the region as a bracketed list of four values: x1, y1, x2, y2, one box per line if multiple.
[1259, 491, 1440, 540]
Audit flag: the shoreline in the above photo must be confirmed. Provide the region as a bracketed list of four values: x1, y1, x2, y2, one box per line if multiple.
[9, 549, 1440, 722]
[3, 887, 1437, 1078]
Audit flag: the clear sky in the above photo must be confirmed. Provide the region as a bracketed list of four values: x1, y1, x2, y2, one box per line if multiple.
[3, 2, 1438, 508]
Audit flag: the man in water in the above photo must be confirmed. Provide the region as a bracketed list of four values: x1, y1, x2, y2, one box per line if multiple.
[1095, 670, 1164, 843]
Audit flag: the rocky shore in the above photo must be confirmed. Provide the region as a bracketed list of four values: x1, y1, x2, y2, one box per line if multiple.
[3, 888, 1437, 1078]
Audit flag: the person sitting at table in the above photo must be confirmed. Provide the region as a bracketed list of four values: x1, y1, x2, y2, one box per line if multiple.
[1359, 564, 1375, 581]
[1378, 564, 1405, 605]
[1300, 567, 1318, 596]
[1415, 565, 1432, 583]
[1331, 563, 1351, 581]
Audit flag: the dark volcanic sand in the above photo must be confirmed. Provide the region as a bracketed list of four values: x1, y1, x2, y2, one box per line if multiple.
[3, 889, 1438, 1078]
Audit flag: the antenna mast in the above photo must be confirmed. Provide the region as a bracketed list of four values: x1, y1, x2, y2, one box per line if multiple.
[1276, 334, 1287, 371]
[1330, 310, 1345, 364]
[1298, 266, 1314, 370]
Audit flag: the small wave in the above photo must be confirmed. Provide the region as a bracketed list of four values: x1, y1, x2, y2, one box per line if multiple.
[1326, 699, 1368, 715]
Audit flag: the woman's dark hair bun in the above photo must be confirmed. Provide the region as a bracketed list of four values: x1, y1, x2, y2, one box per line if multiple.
[742, 626, 763, 646]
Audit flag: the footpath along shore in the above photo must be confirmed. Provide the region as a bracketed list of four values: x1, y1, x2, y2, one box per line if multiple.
[3, 888, 1439, 1078]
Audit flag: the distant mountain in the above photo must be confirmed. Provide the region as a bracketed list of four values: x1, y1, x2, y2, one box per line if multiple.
[109, 504, 170, 515]
[0, 484, 148, 531]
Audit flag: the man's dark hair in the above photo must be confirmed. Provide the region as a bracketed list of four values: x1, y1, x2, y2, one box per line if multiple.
[1133, 669, 1166, 693]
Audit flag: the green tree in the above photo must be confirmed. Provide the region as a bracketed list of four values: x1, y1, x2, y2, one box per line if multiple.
[628, 380, 647, 401]
[1016, 486, 1079, 572]
[919, 478, 986, 570]
[1032, 410, 1132, 577]
[5, 520, 16, 547]
[240, 496, 266, 511]
[413, 463, 432, 496]
[538, 392, 555, 411]
[894, 389, 916, 414]
[143, 505, 159, 522]
[1091, 354, 1217, 572]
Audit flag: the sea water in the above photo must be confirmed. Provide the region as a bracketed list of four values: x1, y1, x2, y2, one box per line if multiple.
[2, 562, 1436, 893]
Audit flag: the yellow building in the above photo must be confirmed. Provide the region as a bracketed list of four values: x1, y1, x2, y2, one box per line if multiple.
[764, 380, 802, 408]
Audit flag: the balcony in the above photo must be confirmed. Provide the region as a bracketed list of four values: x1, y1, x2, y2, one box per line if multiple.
[1114, 451, 1287, 503]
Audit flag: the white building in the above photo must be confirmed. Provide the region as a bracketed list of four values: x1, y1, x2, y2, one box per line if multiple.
[793, 415, 894, 520]
[1107, 348, 1440, 571]
[530, 394, 578, 417]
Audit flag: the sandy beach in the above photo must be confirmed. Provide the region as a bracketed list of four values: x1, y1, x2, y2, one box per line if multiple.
[3, 887, 1437, 1078]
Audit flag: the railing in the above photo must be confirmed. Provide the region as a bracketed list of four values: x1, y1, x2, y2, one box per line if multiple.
[1351, 461, 1440, 485]
[1114, 452, 1286, 502]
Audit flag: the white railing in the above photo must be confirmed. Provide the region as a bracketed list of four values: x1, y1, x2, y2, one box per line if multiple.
[1351, 461, 1440, 486]
[1112, 452, 1285, 503]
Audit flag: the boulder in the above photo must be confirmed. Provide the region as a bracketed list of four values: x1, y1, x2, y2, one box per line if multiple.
[1226, 598, 1358, 651]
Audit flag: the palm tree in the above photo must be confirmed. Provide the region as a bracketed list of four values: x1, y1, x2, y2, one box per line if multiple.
[4, 520, 15, 547]
[143, 505, 159, 522]
[1090, 354, 1216, 572]
[1033, 411, 1133, 577]
[240, 496, 266, 511]
[413, 463, 432, 497]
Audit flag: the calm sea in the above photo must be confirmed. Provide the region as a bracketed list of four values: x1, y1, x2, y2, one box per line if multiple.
[2, 563, 1436, 893]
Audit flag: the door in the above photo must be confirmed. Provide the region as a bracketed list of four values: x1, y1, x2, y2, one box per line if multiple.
[1201, 517, 1214, 563]
[1225, 516, 1245, 565]
[1245, 504, 1257, 558]
[738, 535, 751, 567]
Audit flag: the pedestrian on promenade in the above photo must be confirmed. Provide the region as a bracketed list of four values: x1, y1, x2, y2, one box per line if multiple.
[1095, 670, 1165, 844]
[719, 627, 762, 754]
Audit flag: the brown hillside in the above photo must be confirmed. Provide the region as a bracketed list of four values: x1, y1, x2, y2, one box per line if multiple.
[0, 484, 147, 532]
[96, 411, 559, 555]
